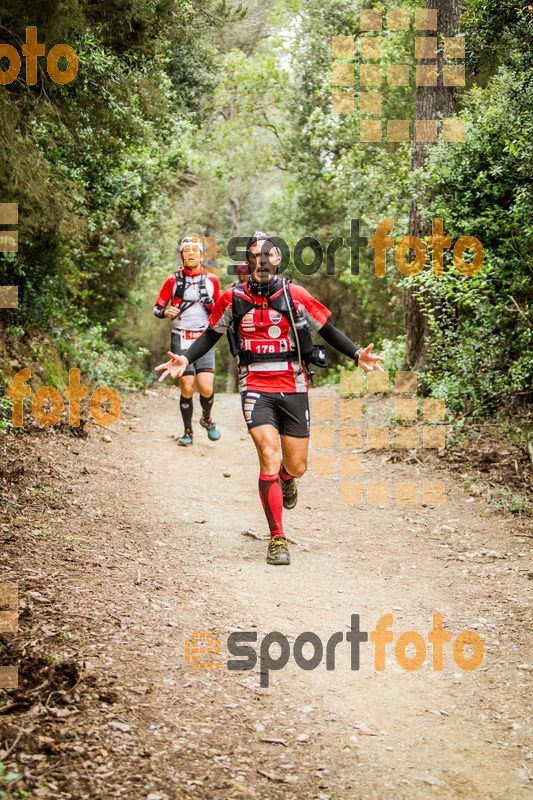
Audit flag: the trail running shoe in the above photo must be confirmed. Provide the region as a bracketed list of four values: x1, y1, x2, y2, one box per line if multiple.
[266, 536, 291, 566]
[200, 416, 221, 441]
[280, 475, 298, 510]
[177, 429, 193, 447]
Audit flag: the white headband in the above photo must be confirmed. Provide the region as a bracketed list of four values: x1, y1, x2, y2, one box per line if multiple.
[180, 237, 204, 255]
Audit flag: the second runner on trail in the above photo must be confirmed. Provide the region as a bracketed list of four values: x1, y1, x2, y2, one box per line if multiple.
[155, 231, 384, 565]
[153, 237, 222, 446]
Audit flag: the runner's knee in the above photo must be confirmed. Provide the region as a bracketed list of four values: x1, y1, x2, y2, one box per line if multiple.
[259, 442, 281, 472]
[287, 458, 307, 479]
[294, 463, 307, 479]
[179, 378, 194, 398]
[197, 374, 214, 395]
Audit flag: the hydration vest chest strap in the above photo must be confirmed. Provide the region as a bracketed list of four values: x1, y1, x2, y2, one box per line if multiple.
[172, 270, 213, 316]
[238, 350, 300, 366]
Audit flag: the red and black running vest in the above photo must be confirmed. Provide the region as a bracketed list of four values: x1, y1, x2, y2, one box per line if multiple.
[228, 279, 314, 365]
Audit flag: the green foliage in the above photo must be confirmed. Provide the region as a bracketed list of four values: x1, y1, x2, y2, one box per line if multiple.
[0, 762, 31, 799]
[172, 19, 292, 244]
[376, 336, 406, 376]
[407, 61, 532, 417]
[277, 0, 416, 228]
[0, 394, 12, 433]
[265, 0, 415, 351]
[60, 325, 148, 390]
[463, 0, 532, 78]
[487, 488, 532, 516]
[0, 0, 529, 426]
[0, 0, 241, 375]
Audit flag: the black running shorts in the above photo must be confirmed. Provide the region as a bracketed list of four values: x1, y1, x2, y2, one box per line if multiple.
[171, 331, 215, 376]
[241, 391, 310, 438]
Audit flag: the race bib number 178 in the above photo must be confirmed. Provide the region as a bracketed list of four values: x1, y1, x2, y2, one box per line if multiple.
[243, 338, 289, 355]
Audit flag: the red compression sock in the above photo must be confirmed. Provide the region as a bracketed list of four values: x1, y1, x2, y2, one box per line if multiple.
[279, 463, 293, 482]
[258, 473, 285, 538]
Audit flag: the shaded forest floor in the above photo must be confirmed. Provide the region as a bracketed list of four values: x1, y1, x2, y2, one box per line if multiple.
[0, 387, 531, 799]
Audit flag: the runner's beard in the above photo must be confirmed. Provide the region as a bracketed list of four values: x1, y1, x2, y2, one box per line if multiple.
[248, 272, 281, 297]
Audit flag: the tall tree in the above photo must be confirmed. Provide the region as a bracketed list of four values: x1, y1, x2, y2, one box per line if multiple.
[404, 0, 463, 372]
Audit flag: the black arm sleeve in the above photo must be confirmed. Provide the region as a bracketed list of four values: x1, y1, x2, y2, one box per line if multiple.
[182, 327, 223, 365]
[318, 321, 359, 361]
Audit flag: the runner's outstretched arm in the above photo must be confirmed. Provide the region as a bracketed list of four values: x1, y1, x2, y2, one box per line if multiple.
[318, 321, 385, 373]
[318, 321, 359, 358]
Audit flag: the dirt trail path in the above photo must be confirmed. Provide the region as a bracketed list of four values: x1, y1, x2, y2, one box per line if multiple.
[1, 386, 531, 799]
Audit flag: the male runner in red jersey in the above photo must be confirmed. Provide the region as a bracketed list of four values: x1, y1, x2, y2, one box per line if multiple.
[154, 237, 221, 446]
[155, 232, 384, 565]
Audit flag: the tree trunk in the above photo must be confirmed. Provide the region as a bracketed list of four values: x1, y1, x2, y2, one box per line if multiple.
[229, 196, 240, 237]
[404, 0, 463, 372]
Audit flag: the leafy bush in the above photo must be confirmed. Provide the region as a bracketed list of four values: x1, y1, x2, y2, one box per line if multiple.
[407, 64, 532, 418]
[0, 394, 13, 433]
[376, 336, 406, 378]
[0, 0, 242, 390]
[60, 325, 148, 391]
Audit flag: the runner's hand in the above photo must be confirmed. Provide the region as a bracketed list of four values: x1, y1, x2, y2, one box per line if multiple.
[357, 343, 385, 374]
[154, 351, 189, 381]
[164, 307, 178, 319]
